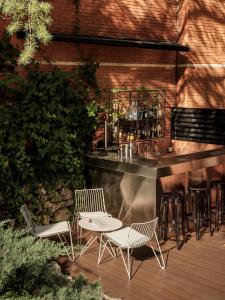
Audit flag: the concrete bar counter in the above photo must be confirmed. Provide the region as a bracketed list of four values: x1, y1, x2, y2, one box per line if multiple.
[86, 146, 225, 224]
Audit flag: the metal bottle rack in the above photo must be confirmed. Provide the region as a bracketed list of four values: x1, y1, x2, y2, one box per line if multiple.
[108, 89, 166, 150]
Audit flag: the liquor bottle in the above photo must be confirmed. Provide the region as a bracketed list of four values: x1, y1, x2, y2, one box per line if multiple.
[130, 129, 134, 142]
[141, 127, 146, 139]
[137, 127, 142, 139]
[147, 127, 151, 138]
[118, 129, 123, 141]
[142, 107, 147, 119]
[129, 100, 138, 120]
[153, 105, 157, 118]
[151, 123, 155, 138]
[127, 131, 131, 142]
[113, 125, 118, 140]
[156, 121, 162, 137]
[145, 128, 148, 139]
[157, 102, 163, 118]
[134, 129, 138, 140]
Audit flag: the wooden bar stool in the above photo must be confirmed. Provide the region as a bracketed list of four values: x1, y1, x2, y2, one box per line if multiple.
[160, 191, 186, 249]
[186, 186, 212, 240]
[210, 180, 225, 231]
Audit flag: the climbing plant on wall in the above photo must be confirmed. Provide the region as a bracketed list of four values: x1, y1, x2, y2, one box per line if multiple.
[0, 0, 52, 65]
[0, 36, 101, 222]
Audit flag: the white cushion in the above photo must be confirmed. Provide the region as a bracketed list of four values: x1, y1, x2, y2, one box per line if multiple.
[79, 211, 109, 219]
[105, 227, 149, 248]
[34, 221, 70, 237]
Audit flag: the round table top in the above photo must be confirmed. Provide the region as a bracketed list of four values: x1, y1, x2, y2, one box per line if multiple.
[78, 216, 123, 232]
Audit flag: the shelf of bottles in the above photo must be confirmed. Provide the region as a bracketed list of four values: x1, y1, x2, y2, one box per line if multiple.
[109, 89, 166, 147]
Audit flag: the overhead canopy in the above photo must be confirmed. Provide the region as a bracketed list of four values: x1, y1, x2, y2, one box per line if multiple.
[52, 33, 190, 52]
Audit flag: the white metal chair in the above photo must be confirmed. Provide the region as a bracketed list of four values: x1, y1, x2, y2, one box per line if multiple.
[98, 217, 166, 279]
[20, 204, 74, 261]
[73, 188, 111, 240]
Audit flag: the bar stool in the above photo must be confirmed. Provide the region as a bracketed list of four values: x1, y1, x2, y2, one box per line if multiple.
[186, 186, 212, 240]
[210, 180, 225, 231]
[160, 191, 186, 249]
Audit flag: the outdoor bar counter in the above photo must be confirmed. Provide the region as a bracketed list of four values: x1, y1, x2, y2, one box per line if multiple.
[86, 147, 225, 224]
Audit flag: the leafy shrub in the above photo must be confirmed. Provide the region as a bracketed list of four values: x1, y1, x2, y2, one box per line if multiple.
[0, 221, 102, 299]
[0, 37, 100, 221]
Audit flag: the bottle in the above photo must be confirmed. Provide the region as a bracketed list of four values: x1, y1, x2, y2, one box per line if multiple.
[130, 130, 134, 142]
[127, 131, 131, 142]
[113, 125, 118, 140]
[137, 127, 142, 139]
[153, 105, 157, 118]
[133, 129, 137, 141]
[141, 126, 146, 139]
[142, 107, 147, 119]
[156, 121, 162, 137]
[157, 102, 162, 118]
[151, 124, 155, 138]
[129, 100, 138, 120]
[118, 129, 123, 141]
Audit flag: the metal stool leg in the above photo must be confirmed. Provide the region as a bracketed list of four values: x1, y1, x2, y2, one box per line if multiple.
[207, 190, 212, 236]
[161, 196, 169, 241]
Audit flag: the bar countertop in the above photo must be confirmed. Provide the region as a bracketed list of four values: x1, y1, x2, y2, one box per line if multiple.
[87, 147, 225, 179]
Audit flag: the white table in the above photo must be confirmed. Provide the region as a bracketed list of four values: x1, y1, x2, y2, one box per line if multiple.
[78, 216, 122, 257]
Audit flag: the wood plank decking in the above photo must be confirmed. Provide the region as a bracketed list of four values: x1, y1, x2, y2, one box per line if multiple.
[59, 227, 225, 300]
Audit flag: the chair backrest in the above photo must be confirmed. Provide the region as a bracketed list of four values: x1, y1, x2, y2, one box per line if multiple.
[74, 188, 106, 213]
[20, 204, 35, 232]
[128, 217, 158, 248]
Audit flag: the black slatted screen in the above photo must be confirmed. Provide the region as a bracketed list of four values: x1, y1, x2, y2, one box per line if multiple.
[171, 107, 225, 145]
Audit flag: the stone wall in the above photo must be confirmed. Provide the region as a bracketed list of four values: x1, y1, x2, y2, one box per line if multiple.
[37, 184, 74, 224]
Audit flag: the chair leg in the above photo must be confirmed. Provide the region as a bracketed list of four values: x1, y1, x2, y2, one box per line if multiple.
[98, 236, 116, 265]
[98, 234, 104, 264]
[69, 229, 75, 261]
[57, 231, 74, 262]
[151, 232, 166, 269]
[79, 235, 97, 256]
[119, 247, 131, 279]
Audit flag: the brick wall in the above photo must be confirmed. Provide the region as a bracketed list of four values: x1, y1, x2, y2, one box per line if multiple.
[174, 0, 225, 152]
[43, 0, 178, 105]
[3, 1, 225, 151]
[0, 1, 178, 146]
[177, 0, 225, 108]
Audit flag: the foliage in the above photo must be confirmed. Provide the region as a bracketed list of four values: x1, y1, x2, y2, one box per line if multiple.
[0, 32, 24, 105]
[0, 222, 102, 299]
[0, 0, 52, 65]
[0, 32, 19, 73]
[0, 36, 101, 221]
[0, 67, 99, 220]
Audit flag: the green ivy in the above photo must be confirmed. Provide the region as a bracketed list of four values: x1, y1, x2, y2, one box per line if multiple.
[0, 37, 101, 221]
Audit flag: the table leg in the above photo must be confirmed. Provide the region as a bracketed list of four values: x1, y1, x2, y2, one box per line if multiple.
[79, 235, 98, 256]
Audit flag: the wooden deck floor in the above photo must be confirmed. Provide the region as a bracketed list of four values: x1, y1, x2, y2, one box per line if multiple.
[59, 227, 225, 300]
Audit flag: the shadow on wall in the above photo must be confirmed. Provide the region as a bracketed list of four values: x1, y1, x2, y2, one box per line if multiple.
[76, 0, 177, 41]
[176, 0, 225, 109]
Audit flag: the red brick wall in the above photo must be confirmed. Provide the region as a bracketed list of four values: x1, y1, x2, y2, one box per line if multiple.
[43, 0, 178, 104]
[177, 0, 225, 108]
[0, 0, 178, 100]
[174, 0, 225, 152]
[2, 1, 225, 151]
[0, 1, 178, 145]
[47, 0, 178, 145]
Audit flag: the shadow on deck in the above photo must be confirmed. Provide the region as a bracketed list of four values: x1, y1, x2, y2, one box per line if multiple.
[58, 227, 225, 300]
